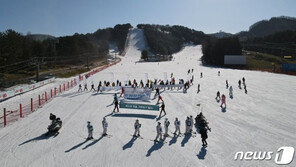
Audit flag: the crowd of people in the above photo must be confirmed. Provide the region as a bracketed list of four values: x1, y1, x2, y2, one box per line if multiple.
[84, 112, 210, 146]
[51, 70, 251, 149]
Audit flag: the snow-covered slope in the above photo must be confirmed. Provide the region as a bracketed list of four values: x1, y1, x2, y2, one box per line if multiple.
[0, 28, 295, 167]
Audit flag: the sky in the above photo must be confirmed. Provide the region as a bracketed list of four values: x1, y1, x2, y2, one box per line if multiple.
[0, 0, 296, 37]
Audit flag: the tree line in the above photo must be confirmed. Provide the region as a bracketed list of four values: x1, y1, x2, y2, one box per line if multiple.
[202, 37, 242, 66]
[242, 30, 296, 59]
[0, 24, 132, 72]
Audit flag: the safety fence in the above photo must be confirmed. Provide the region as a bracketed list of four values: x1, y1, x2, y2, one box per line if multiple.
[0, 78, 77, 128]
[0, 57, 122, 128]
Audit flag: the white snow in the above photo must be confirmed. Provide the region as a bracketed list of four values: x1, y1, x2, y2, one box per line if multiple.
[0, 28, 295, 167]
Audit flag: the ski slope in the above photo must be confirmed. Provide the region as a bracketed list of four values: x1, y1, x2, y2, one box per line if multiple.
[0, 28, 295, 167]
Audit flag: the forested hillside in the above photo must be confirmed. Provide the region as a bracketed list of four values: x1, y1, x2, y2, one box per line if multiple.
[137, 24, 207, 56]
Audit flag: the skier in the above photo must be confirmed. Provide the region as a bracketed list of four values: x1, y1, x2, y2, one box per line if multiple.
[84, 83, 88, 91]
[218, 71, 220, 76]
[49, 113, 56, 123]
[154, 122, 163, 142]
[102, 117, 108, 136]
[229, 86, 233, 97]
[159, 102, 166, 116]
[197, 84, 200, 93]
[221, 94, 226, 108]
[157, 95, 163, 103]
[90, 82, 95, 91]
[189, 115, 194, 133]
[133, 119, 141, 137]
[238, 80, 241, 89]
[78, 84, 82, 92]
[244, 84, 247, 94]
[242, 77, 245, 84]
[87, 121, 94, 140]
[173, 118, 181, 135]
[216, 91, 221, 100]
[113, 94, 119, 113]
[191, 69, 194, 73]
[200, 124, 209, 146]
[226, 80, 229, 89]
[200, 72, 203, 78]
[97, 81, 102, 93]
[185, 117, 191, 135]
[164, 118, 170, 137]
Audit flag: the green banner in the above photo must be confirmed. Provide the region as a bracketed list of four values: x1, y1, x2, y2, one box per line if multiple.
[119, 102, 159, 111]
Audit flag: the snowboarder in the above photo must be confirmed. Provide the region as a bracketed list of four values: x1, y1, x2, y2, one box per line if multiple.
[226, 80, 229, 89]
[102, 117, 108, 136]
[113, 94, 119, 113]
[78, 84, 82, 92]
[185, 117, 191, 134]
[238, 80, 241, 89]
[154, 122, 163, 142]
[133, 119, 141, 137]
[87, 121, 94, 140]
[221, 94, 226, 108]
[84, 83, 88, 91]
[173, 118, 181, 135]
[229, 86, 233, 97]
[216, 91, 221, 100]
[164, 118, 170, 137]
[159, 102, 166, 116]
[47, 117, 62, 133]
